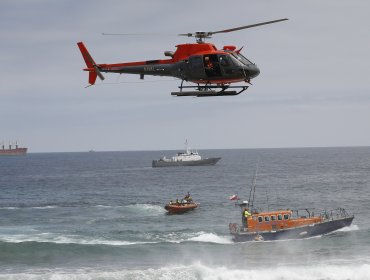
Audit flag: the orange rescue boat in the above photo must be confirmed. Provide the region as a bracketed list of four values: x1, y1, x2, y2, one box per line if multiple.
[229, 207, 354, 241]
[165, 193, 198, 214]
[229, 167, 354, 241]
[165, 202, 198, 214]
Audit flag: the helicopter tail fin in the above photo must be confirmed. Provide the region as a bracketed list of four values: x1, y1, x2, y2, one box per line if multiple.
[77, 42, 105, 85]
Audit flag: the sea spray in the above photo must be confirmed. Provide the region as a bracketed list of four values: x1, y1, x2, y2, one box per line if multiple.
[188, 232, 233, 244]
[0, 263, 369, 280]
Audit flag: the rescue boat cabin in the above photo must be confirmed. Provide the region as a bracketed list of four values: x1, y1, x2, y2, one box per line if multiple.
[244, 209, 324, 232]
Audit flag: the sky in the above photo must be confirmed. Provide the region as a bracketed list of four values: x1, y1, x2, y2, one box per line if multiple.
[1, 0, 369, 152]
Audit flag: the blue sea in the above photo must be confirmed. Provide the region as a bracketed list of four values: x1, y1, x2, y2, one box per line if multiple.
[0, 147, 369, 279]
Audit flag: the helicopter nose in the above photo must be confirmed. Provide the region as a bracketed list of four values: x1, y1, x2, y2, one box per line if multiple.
[244, 64, 260, 79]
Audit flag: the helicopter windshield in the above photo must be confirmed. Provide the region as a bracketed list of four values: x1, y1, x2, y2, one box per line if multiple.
[231, 53, 254, 65]
[220, 54, 244, 67]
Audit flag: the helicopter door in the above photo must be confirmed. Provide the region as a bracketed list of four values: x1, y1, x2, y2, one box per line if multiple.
[218, 54, 235, 76]
[203, 54, 221, 77]
[188, 55, 206, 79]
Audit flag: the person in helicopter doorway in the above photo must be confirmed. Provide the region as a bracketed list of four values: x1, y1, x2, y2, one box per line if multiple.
[204, 55, 221, 77]
[204, 56, 214, 69]
[242, 208, 252, 229]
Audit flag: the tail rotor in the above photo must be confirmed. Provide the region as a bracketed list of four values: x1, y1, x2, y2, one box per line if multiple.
[77, 42, 105, 85]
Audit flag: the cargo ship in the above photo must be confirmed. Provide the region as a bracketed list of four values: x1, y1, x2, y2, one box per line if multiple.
[0, 142, 28, 156]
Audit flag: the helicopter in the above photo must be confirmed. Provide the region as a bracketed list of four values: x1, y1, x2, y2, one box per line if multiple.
[77, 18, 288, 97]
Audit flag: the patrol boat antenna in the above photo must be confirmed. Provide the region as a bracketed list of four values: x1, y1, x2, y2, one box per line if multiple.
[247, 163, 259, 211]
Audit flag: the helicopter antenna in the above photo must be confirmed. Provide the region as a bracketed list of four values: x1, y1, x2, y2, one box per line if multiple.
[179, 18, 288, 43]
[247, 172, 254, 207]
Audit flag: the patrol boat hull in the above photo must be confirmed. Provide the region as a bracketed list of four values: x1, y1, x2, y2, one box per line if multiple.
[231, 216, 354, 242]
[152, 157, 221, 167]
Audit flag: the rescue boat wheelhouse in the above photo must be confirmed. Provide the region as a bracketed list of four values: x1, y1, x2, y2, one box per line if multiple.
[246, 209, 323, 232]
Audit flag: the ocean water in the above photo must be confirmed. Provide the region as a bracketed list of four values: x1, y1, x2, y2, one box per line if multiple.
[0, 147, 369, 280]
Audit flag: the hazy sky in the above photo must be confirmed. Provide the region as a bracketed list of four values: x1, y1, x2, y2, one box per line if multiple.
[1, 0, 369, 152]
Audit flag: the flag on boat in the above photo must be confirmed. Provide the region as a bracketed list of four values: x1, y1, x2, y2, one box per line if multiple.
[229, 194, 239, 201]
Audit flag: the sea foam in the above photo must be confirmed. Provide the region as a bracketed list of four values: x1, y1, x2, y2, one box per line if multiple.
[336, 224, 359, 232]
[0, 233, 155, 246]
[187, 232, 233, 244]
[0, 263, 369, 280]
[124, 203, 167, 216]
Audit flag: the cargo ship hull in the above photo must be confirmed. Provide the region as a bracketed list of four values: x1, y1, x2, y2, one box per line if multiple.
[0, 147, 28, 156]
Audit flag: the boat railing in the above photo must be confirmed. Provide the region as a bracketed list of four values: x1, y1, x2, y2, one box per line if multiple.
[291, 208, 316, 219]
[290, 208, 351, 220]
[229, 223, 240, 233]
[318, 208, 351, 220]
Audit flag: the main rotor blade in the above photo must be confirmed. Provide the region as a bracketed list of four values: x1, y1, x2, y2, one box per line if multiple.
[210, 18, 288, 35]
[178, 33, 194, 37]
[102, 33, 175, 36]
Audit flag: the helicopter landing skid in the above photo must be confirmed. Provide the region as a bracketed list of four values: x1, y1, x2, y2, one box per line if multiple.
[171, 85, 249, 97]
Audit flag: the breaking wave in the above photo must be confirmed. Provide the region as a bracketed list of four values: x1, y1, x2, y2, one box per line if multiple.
[0, 233, 155, 246]
[123, 203, 167, 216]
[187, 232, 233, 244]
[0, 205, 58, 210]
[336, 224, 359, 232]
[0, 231, 231, 246]
[0, 263, 369, 280]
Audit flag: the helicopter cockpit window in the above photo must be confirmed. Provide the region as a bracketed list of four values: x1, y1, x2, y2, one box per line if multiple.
[219, 55, 231, 67]
[231, 53, 254, 65]
[226, 54, 243, 67]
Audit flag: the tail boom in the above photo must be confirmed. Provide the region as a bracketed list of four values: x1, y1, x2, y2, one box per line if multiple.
[77, 42, 105, 85]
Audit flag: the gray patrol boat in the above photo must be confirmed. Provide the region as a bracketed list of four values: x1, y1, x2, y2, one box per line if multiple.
[152, 141, 221, 168]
